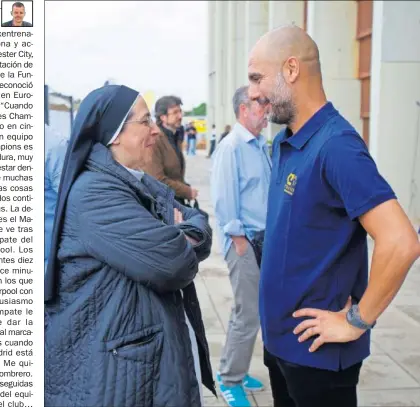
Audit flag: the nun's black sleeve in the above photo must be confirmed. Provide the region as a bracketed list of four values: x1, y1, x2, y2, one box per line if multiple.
[70, 173, 199, 294]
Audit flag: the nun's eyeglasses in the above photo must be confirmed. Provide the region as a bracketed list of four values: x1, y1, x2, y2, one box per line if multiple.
[124, 116, 154, 127]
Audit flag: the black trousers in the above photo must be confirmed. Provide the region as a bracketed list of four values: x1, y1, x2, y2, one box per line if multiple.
[263, 347, 295, 407]
[208, 139, 216, 157]
[275, 355, 362, 407]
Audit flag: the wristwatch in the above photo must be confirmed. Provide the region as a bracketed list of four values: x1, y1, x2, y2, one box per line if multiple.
[346, 304, 376, 330]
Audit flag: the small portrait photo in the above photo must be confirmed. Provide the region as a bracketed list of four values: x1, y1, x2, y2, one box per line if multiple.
[1, 0, 33, 27]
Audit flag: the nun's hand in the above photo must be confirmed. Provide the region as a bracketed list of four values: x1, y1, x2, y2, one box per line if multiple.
[186, 236, 198, 246]
[174, 208, 184, 224]
[174, 208, 198, 245]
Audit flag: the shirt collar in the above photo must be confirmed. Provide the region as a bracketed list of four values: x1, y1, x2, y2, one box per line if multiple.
[279, 102, 338, 149]
[123, 166, 145, 181]
[234, 122, 267, 147]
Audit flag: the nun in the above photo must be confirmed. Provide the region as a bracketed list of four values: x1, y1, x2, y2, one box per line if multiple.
[44, 85, 216, 407]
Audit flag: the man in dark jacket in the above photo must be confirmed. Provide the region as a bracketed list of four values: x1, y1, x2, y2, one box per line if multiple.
[140, 95, 199, 205]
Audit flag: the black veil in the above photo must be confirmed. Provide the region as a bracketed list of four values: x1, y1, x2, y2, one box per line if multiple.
[45, 85, 139, 303]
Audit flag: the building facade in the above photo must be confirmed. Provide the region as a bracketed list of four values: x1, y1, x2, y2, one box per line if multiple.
[207, 0, 420, 223]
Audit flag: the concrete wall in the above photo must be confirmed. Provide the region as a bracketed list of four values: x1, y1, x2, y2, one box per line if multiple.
[225, 1, 237, 127]
[234, 1, 247, 91]
[209, 0, 270, 140]
[214, 1, 228, 138]
[207, 1, 216, 133]
[370, 1, 420, 220]
[244, 0, 269, 56]
[307, 0, 362, 135]
[266, 0, 305, 140]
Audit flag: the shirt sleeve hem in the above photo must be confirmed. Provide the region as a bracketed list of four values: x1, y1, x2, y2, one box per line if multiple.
[348, 192, 397, 221]
[223, 219, 245, 236]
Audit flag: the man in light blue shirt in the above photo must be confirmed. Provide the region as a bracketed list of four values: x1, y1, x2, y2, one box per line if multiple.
[45, 124, 69, 272]
[210, 85, 271, 407]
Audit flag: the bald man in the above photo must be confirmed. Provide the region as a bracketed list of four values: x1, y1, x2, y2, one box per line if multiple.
[248, 26, 420, 407]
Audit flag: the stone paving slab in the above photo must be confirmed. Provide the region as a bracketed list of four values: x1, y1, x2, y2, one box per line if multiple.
[185, 151, 420, 407]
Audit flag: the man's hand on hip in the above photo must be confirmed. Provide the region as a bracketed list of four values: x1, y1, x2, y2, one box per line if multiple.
[231, 235, 248, 257]
[292, 297, 365, 352]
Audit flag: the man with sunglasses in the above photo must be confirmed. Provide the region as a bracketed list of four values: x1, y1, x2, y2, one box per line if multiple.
[140, 95, 199, 205]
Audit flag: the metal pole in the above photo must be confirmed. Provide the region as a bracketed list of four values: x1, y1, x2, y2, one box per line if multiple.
[44, 85, 49, 125]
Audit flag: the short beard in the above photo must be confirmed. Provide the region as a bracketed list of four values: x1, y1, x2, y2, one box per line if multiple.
[269, 73, 296, 126]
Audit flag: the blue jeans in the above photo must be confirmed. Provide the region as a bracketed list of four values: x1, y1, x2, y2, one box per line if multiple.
[188, 138, 196, 155]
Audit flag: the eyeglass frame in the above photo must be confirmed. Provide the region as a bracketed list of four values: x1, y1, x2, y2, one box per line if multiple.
[124, 115, 155, 127]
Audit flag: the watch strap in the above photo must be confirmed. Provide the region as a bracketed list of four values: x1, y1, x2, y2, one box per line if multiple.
[346, 304, 376, 330]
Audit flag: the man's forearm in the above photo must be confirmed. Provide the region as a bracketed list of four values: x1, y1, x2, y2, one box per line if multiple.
[231, 235, 247, 248]
[231, 234, 246, 240]
[358, 239, 420, 325]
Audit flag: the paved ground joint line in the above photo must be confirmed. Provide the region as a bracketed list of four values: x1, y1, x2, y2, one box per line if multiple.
[201, 274, 228, 335]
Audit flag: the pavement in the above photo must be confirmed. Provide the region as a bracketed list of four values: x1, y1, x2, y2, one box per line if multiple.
[184, 150, 420, 407]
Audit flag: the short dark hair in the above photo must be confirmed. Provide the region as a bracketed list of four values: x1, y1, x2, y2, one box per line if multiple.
[12, 2, 25, 9]
[154, 95, 182, 125]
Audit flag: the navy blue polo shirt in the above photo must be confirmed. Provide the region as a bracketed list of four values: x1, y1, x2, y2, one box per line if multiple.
[260, 102, 396, 371]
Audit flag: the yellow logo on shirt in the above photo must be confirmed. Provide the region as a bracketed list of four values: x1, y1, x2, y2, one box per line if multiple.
[284, 173, 297, 195]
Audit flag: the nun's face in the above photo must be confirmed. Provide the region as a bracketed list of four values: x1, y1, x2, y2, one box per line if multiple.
[111, 97, 159, 168]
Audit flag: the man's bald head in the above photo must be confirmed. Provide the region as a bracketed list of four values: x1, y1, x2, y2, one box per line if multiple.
[248, 25, 325, 128]
[253, 25, 321, 76]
